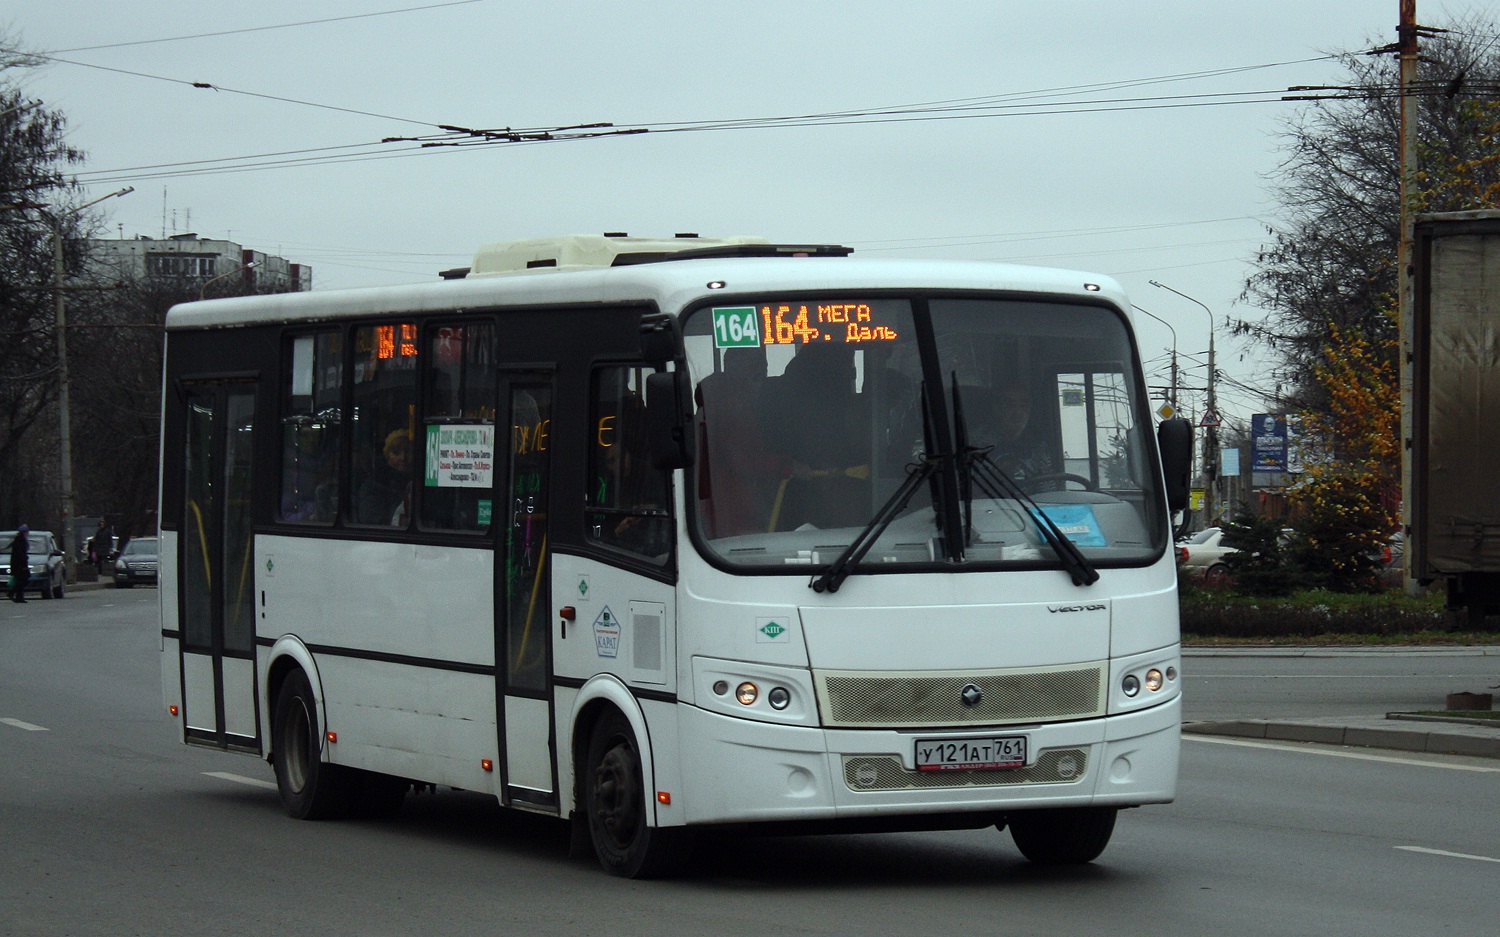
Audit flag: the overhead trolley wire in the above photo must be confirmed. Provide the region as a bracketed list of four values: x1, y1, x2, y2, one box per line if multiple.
[41, 1, 488, 54]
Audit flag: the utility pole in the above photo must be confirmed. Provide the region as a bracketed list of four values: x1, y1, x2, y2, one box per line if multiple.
[1397, 0, 1420, 592]
[50, 187, 133, 579]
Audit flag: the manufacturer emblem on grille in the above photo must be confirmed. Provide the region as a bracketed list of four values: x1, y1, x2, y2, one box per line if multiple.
[960, 683, 983, 707]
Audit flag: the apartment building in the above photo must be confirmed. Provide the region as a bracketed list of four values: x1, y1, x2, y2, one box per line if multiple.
[89, 233, 312, 292]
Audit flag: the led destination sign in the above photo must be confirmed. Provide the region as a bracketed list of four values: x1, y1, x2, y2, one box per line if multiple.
[711, 301, 900, 349]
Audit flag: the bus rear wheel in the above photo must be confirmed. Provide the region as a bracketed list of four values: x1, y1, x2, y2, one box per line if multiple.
[584, 710, 691, 878]
[272, 669, 350, 820]
[1007, 806, 1117, 865]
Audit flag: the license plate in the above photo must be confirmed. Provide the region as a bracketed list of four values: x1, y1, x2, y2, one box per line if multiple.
[915, 736, 1027, 772]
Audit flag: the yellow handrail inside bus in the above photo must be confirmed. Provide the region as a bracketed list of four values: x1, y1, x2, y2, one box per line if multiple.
[187, 499, 211, 589]
[511, 533, 548, 677]
[767, 464, 871, 531]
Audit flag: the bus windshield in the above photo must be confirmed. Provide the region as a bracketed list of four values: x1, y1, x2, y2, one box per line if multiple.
[684, 295, 1168, 573]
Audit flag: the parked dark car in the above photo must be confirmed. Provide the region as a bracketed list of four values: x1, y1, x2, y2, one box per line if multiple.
[113, 537, 159, 588]
[0, 530, 66, 599]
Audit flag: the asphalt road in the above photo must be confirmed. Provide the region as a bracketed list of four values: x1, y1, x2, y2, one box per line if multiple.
[3, 590, 1498, 937]
[1183, 646, 1500, 721]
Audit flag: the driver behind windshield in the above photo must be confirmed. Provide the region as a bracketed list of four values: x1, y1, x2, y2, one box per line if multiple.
[981, 380, 1056, 479]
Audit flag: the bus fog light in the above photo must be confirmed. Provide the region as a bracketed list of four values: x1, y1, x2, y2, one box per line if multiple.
[736, 682, 759, 705]
[1122, 674, 1140, 697]
[1145, 669, 1164, 692]
[712, 680, 729, 696]
[768, 687, 791, 710]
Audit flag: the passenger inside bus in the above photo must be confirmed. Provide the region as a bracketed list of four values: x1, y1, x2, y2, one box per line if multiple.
[695, 346, 783, 537]
[762, 342, 871, 530]
[279, 421, 339, 523]
[356, 428, 413, 526]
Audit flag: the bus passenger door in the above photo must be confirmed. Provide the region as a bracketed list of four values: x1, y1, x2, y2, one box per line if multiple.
[498, 378, 556, 808]
[178, 382, 260, 752]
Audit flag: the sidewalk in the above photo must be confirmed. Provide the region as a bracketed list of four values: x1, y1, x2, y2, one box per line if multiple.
[1184, 713, 1500, 759]
[1182, 645, 1500, 759]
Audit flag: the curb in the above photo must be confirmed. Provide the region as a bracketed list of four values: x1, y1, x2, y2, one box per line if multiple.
[1184, 718, 1500, 760]
[1184, 645, 1500, 657]
[64, 579, 153, 594]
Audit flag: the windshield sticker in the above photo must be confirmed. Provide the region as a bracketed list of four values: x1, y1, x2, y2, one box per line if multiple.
[1030, 504, 1106, 547]
[593, 606, 620, 658]
[711, 306, 762, 348]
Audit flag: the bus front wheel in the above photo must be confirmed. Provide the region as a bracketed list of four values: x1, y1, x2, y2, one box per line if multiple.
[584, 710, 691, 878]
[1007, 806, 1117, 865]
[272, 669, 350, 820]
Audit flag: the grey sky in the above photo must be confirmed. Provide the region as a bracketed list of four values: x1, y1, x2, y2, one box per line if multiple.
[9, 0, 1441, 428]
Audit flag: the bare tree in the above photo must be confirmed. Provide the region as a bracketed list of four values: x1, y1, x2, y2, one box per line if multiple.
[0, 42, 87, 530]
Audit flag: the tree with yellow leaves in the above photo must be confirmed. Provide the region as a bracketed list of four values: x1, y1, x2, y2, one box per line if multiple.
[1285, 322, 1400, 592]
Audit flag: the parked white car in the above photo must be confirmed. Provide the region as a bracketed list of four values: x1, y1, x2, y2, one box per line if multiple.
[1177, 527, 1237, 584]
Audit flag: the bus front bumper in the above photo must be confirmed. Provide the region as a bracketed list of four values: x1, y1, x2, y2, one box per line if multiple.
[673, 696, 1179, 826]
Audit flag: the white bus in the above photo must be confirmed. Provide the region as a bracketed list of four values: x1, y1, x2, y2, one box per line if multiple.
[160, 234, 1192, 877]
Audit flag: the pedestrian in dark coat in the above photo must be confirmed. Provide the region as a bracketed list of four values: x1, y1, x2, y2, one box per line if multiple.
[8, 524, 30, 603]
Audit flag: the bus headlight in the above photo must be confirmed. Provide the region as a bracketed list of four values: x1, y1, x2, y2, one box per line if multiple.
[1145, 669, 1165, 692]
[695, 659, 816, 726]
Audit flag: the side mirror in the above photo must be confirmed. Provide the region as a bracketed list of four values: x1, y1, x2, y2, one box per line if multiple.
[1157, 417, 1192, 514]
[639, 313, 681, 368]
[645, 371, 691, 469]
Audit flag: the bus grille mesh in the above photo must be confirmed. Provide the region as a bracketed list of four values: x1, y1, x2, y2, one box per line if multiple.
[816, 664, 1104, 728]
[842, 748, 1089, 791]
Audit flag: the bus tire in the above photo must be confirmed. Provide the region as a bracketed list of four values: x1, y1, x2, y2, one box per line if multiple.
[584, 709, 691, 878]
[1007, 806, 1117, 865]
[272, 668, 350, 820]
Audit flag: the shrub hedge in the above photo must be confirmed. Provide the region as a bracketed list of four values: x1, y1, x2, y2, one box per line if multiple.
[1178, 588, 1477, 641]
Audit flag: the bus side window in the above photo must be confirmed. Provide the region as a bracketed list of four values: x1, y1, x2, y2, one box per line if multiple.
[420, 321, 498, 532]
[588, 366, 671, 562]
[278, 331, 342, 524]
[347, 323, 419, 528]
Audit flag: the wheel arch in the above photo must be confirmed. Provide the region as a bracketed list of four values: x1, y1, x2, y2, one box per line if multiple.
[566, 675, 657, 823]
[264, 635, 324, 763]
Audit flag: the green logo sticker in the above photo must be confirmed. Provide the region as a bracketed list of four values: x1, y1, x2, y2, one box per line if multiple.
[712, 306, 761, 348]
[757, 618, 790, 643]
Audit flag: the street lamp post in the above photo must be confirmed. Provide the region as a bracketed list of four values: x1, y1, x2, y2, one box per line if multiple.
[1149, 280, 1217, 525]
[50, 186, 133, 579]
[199, 259, 261, 301]
[1132, 304, 1179, 410]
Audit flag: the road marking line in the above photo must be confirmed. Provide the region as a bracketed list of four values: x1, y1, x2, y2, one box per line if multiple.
[204, 771, 277, 790]
[1186, 734, 1500, 772]
[1, 718, 48, 732]
[1396, 846, 1500, 864]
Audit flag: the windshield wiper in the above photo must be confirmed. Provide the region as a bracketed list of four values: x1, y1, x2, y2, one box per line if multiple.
[812, 389, 944, 594]
[810, 456, 937, 594]
[952, 379, 1099, 587]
